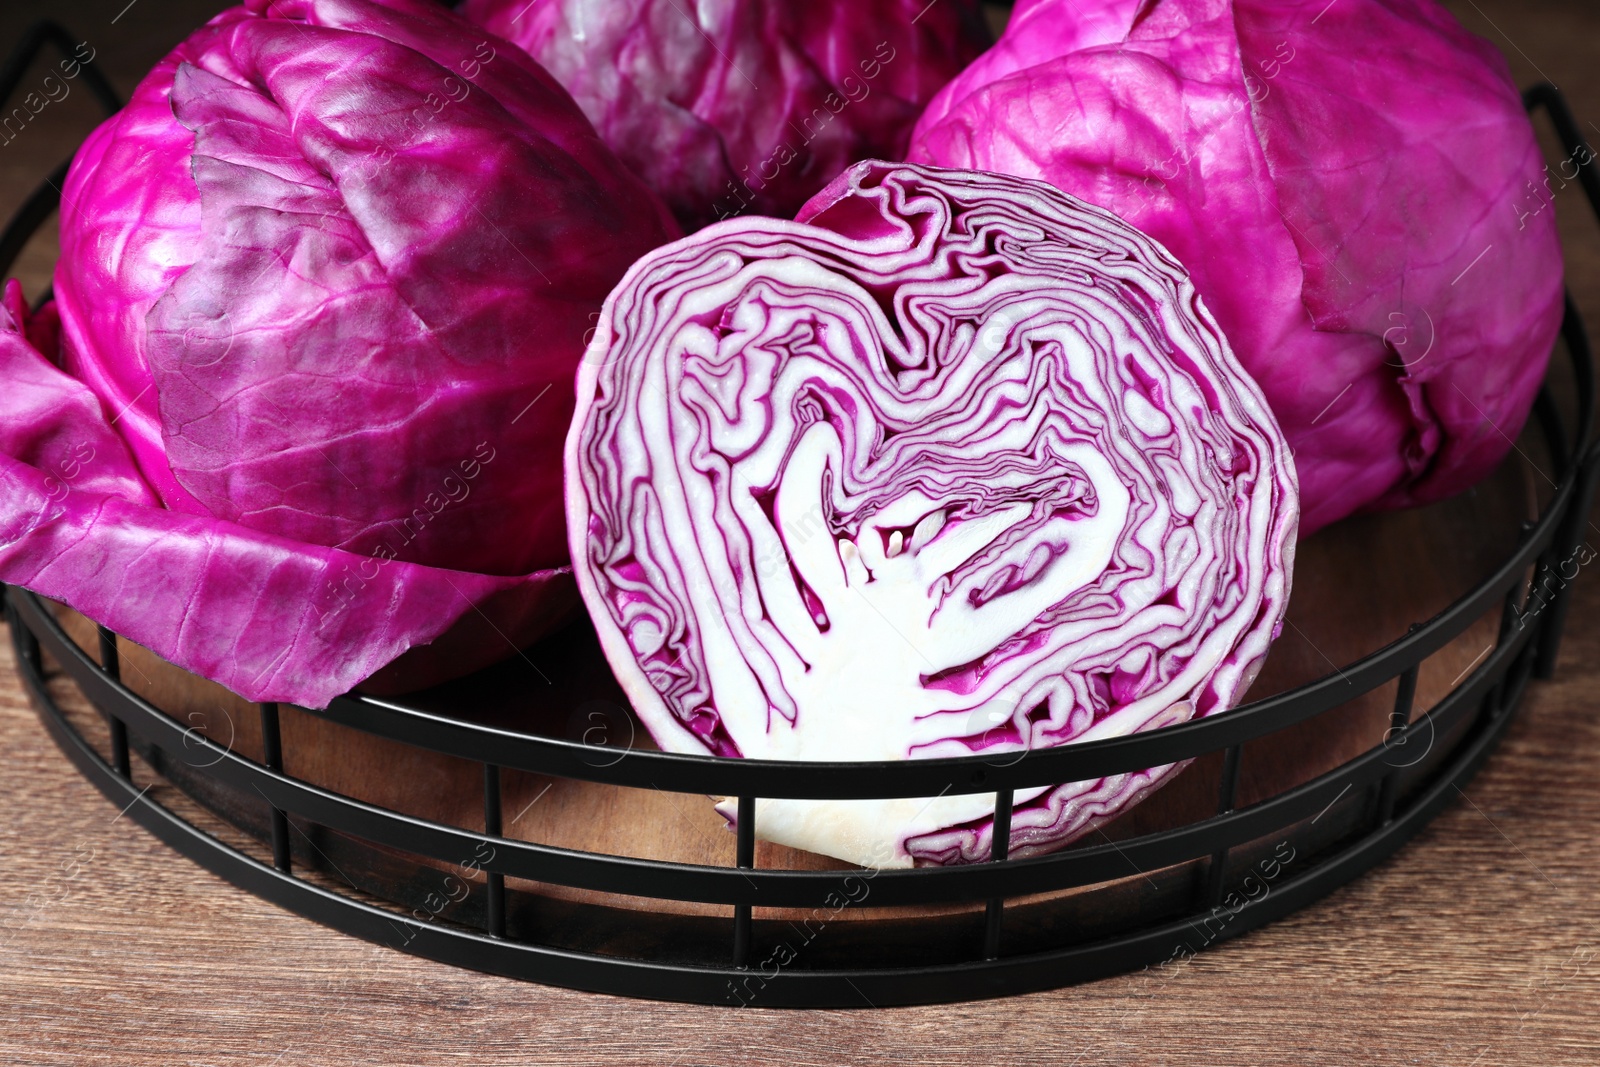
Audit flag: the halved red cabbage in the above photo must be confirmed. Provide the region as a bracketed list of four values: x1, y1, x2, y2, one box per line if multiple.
[910, 0, 1564, 536]
[7, 0, 679, 706]
[566, 161, 1298, 867]
[458, 0, 992, 230]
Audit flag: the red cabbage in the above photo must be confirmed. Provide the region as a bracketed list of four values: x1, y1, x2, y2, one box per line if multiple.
[5, 0, 679, 706]
[458, 0, 992, 230]
[566, 161, 1298, 867]
[910, 0, 1564, 535]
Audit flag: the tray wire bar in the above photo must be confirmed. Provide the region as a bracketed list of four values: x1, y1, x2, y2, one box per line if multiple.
[1202, 743, 1244, 909]
[259, 703, 291, 872]
[981, 789, 1014, 960]
[1375, 662, 1419, 826]
[2, 31, 1596, 1004]
[0, 21, 120, 274]
[482, 765, 506, 938]
[733, 796, 755, 968]
[95, 625, 129, 777]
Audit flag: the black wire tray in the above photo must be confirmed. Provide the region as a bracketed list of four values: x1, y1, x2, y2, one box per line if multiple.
[2, 21, 1597, 1008]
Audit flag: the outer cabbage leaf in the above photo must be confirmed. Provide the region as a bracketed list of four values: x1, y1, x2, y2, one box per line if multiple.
[910, 0, 1564, 535]
[0, 287, 574, 703]
[459, 0, 992, 230]
[16, 0, 680, 705]
[567, 161, 1298, 867]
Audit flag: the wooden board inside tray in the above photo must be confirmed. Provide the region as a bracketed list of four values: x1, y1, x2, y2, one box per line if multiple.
[43, 440, 1546, 924]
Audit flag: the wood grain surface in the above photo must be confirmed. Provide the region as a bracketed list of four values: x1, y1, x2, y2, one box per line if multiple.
[2, 1, 1599, 1064]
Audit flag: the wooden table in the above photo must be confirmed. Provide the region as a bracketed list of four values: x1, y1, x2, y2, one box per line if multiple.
[2, 1, 1598, 1064]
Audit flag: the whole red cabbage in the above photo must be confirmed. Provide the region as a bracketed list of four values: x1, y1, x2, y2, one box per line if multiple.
[566, 161, 1297, 867]
[459, 0, 992, 230]
[3, 0, 679, 706]
[911, 0, 1564, 536]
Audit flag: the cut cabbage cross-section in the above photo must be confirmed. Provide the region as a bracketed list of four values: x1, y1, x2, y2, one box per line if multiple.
[566, 161, 1299, 868]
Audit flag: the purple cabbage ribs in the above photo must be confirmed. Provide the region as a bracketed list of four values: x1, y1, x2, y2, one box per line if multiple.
[911, 0, 1564, 536]
[566, 161, 1299, 867]
[0, 0, 679, 707]
[460, 0, 992, 230]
